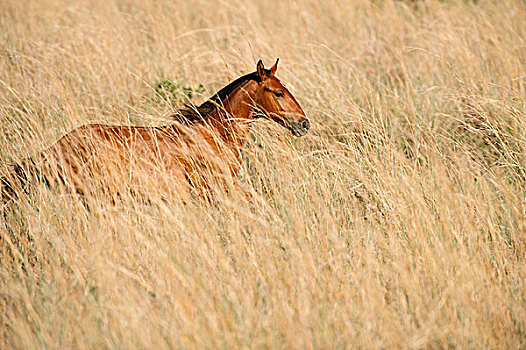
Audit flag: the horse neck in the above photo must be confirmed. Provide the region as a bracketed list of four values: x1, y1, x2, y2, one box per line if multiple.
[205, 80, 259, 148]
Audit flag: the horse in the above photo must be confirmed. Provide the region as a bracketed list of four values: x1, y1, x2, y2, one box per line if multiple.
[0, 59, 310, 204]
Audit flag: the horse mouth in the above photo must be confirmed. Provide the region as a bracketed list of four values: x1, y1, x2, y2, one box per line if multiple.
[276, 117, 309, 137]
[262, 111, 310, 137]
[290, 124, 308, 137]
[288, 118, 310, 137]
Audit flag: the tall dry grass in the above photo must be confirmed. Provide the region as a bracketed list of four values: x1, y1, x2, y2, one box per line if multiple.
[1, 0, 525, 348]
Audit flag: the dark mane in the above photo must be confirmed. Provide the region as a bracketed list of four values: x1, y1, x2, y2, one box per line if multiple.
[171, 71, 261, 124]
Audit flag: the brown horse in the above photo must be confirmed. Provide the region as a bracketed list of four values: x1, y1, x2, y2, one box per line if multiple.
[1, 59, 310, 203]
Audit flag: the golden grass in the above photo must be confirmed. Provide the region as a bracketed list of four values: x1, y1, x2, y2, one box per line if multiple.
[1, 0, 525, 348]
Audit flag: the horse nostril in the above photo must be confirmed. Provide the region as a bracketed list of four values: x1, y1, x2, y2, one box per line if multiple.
[300, 118, 310, 130]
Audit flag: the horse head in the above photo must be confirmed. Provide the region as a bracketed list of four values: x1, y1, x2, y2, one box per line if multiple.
[254, 59, 310, 137]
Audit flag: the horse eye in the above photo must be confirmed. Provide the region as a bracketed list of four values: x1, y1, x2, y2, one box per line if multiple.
[274, 91, 284, 98]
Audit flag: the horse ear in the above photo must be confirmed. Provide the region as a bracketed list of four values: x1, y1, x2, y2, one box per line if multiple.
[257, 59, 266, 79]
[270, 58, 279, 75]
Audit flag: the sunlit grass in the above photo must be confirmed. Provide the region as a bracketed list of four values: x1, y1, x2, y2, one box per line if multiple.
[1, 0, 525, 348]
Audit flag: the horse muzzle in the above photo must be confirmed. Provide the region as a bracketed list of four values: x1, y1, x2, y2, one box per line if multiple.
[262, 110, 311, 137]
[289, 117, 310, 137]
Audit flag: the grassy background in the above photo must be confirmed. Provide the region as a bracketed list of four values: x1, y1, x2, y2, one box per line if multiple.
[1, 0, 525, 348]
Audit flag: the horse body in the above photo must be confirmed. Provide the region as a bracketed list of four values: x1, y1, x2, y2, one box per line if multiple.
[1, 59, 310, 202]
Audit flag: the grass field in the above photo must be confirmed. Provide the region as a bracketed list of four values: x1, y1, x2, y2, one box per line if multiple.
[1, 0, 525, 348]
